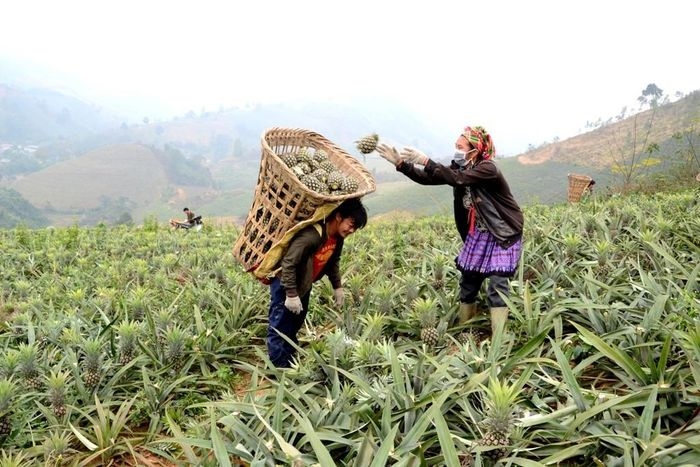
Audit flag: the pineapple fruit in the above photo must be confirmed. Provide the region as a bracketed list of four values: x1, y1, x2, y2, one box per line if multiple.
[0, 379, 15, 439]
[478, 377, 520, 461]
[46, 370, 70, 418]
[81, 337, 102, 390]
[355, 133, 379, 154]
[276, 146, 361, 197]
[459, 452, 474, 467]
[413, 297, 440, 347]
[164, 326, 188, 372]
[117, 320, 140, 365]
[432, 256, 448, 290]
[17, 343, 42, 391]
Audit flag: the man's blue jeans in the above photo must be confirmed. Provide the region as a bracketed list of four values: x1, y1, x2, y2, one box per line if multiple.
[267, 277, 311, 368]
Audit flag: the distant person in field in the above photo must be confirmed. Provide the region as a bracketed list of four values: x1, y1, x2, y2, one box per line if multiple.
[169, 207, 200, 229]
[267, 198, 368, 368]
[582, 179, 596, 198]
[376, 126, 524, 335]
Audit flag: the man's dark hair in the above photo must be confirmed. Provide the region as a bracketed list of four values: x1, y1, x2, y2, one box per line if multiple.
[183, 207, 189, 212]
[331, 198, 368, 229]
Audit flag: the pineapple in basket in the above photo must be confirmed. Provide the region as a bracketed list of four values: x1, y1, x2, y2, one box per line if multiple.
[280, 152, 298, 168]
[327, 170, 345, 191]
[300, 174, 324, 194]
[413, 297, 441, 347]
[355, 133, 379, 154]
[477, 377, 520, 461]
[313, 149, 329, 163]
[298, 147, 314, 165]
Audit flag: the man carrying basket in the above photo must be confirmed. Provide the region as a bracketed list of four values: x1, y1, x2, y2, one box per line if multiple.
[267, 197, 368, 368]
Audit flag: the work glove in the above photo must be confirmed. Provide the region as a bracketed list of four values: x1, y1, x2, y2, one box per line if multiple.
[284, 295, 303, 314]
[333, 288, 345, 307]
[376, 143, 401, 166]
[400, 147, 429, 166]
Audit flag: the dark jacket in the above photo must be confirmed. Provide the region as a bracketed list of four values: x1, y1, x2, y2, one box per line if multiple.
[280, 223, 343, 298]
[397, 159, 523, 247]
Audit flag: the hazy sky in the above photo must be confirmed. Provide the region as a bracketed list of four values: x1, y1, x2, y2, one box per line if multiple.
[1, 0, 698, 155]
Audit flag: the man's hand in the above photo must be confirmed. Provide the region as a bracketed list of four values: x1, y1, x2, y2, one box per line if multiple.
[284, 295, 303, 314]
[333, 288, 345, 307]
[376, 143, 401, 166]
[400, 147, 429, 166]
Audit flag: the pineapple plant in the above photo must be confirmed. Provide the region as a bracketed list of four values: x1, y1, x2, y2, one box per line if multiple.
[81, 337, 103, 390]
[431, 255, 448, 290]
[0, 350, 19, 379]
[17, 343, 42, 391]
[360, 312, 388, 342]
[351, 339, 383, 367]
[477, 377, 520, 461]
[164, 326, 189, 372]
[46, 370, 70, 418]
[117, 320, 141, 365]
[155, 309, 174, 349]
[355, 133, 379, 154]
[0, 379, 15, 440]
[413, 297, 440, 347]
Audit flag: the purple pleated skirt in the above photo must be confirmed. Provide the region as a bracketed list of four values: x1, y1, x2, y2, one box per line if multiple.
[456, 229, 522, 276]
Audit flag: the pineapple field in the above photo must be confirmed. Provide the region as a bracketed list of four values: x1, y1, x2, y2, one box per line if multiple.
[0, 188, 699, 466]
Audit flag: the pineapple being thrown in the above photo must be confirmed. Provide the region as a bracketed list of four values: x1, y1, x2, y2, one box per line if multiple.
[355, 133, 379, 154]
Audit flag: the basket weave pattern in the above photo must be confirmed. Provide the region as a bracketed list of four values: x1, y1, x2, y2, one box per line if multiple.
[233, 128, 376, 271]
[567, 173, 593, 203]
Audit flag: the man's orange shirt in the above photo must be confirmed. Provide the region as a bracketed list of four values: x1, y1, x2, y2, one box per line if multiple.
[312, 236, 337, 281]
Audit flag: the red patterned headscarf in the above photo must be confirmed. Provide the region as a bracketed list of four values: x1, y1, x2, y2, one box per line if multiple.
[461, 126, 495, 160]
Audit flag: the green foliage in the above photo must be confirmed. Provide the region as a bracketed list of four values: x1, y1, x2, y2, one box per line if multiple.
[154, 144, 214, 187]
[0, 188, 49, 228]
[0, 174, 699, 464]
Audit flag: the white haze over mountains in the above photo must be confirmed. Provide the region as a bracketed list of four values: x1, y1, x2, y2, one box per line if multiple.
[1, 0, 698, 156]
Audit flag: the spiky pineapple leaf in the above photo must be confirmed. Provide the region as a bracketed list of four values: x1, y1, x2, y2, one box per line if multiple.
[549, 337, 587, 411]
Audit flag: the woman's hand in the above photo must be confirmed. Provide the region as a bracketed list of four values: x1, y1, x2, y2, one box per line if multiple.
[376, 143, 401, 166]
[400, 147, 429, 166]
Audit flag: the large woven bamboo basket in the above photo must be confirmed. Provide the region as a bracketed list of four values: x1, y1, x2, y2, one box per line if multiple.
[567, 173, 593, 203]
[233, 127, 376, 272]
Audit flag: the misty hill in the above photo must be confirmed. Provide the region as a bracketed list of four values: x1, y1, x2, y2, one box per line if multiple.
[5, 143, 217, 226]
[0, 83, 119, 143]
[1, 83, 698, 227]
[518, 90, 700, 169]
